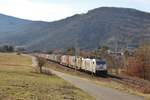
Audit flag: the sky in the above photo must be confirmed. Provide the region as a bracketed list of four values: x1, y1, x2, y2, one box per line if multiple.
[0, 0, 150, 22]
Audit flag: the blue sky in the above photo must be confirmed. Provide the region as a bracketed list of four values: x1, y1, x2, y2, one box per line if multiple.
[0, 0, 150, 21]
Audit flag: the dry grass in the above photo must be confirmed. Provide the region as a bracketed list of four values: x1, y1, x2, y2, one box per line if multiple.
[0, 53, 95, 100]
[45, 60, 150, 100]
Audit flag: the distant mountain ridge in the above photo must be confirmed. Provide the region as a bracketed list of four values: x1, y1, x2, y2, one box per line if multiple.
[0, 7, 150, 51]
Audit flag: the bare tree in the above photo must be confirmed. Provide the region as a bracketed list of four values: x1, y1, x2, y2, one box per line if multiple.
[123, 50, 130, 74]
[126, 44, 150, 80]
[37, 57, 45, 73]
[136, 44, 150, 80]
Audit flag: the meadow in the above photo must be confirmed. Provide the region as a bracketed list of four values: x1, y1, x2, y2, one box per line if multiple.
[0, 53, 94, 100]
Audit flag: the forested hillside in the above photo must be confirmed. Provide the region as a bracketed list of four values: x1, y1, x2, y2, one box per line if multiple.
[0, 7, 150, 51]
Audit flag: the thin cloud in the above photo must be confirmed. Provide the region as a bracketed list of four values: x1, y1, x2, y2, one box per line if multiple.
[0, 0, 75, 21]
[135, 0, 150, 4]
[0, 0, 150, 21]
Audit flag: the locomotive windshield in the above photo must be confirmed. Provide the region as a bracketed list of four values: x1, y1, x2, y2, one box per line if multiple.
[96, 60, 107, 71]
[96, 60, 106, 65]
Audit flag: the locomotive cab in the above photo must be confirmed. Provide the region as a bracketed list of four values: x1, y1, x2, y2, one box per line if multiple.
[96, 60, 107, 74]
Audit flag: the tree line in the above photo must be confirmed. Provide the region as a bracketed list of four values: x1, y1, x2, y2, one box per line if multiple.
[64, 44, 150, 80]
[0, 45, 14, 52]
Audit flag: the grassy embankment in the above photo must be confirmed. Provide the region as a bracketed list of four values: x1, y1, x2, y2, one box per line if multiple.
[0, 53, 94, 100]
[45, 61, 150, 100]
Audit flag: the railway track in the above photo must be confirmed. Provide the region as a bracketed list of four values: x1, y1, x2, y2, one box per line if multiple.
[103, 74, 150, 93]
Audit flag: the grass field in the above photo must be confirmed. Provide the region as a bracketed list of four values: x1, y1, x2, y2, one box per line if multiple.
[0, 53, 94, 100]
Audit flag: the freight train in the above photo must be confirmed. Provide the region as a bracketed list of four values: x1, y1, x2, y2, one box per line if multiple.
[36, 54, 107, 74]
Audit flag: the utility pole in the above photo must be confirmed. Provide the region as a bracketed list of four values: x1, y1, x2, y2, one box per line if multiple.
[115, 34, 119, 74]
[115, 38, 118, 53]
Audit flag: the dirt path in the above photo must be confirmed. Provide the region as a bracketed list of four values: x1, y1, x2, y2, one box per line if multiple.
[50, 69, 144, 100]
[31, 56, 38, 67]
[31, 56, 144, 100]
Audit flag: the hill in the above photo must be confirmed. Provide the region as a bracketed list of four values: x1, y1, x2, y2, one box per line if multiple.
[0, 7, 150, 51]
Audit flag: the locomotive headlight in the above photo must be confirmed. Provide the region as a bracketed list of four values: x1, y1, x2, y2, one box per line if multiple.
[103, 64, 107, 70]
